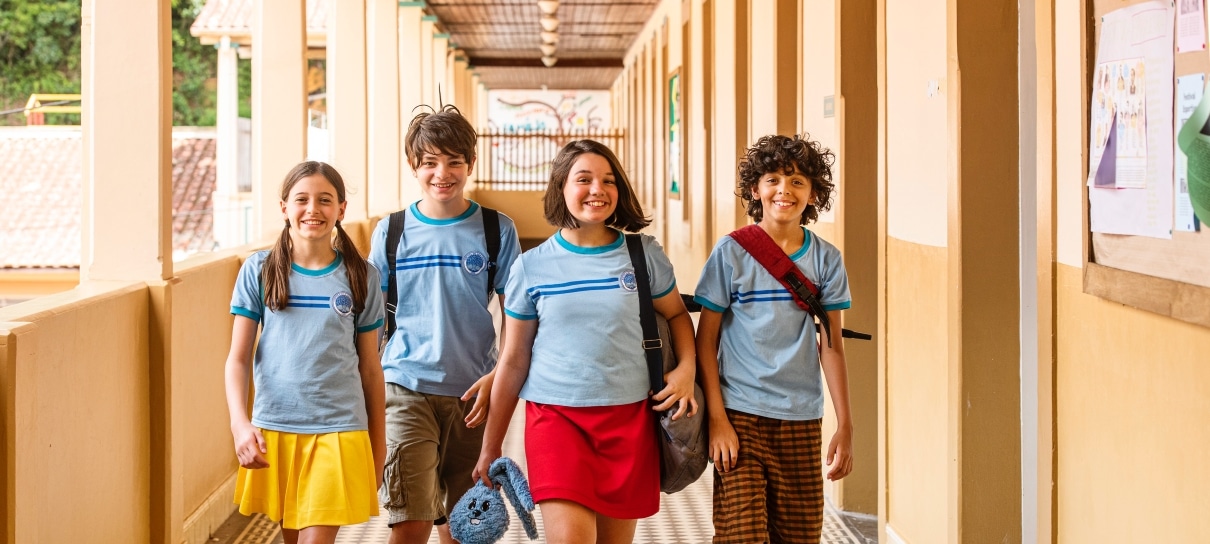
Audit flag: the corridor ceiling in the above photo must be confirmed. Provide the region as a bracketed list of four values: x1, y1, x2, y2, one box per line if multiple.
[190, 0, 659, 90]
[426, 0, 659, 90]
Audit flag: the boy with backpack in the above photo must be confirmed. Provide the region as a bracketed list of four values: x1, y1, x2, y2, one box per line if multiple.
[694, 133, 854, 543]
[368, 105, 521, 544]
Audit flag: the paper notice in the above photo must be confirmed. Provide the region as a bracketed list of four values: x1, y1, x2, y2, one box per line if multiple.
[1177, 77, 1210, 228]
[1175, 74, 1204, 231]
[1177, 0, 1207, 52]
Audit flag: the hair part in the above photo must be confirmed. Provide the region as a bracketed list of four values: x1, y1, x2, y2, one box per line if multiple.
[405, 104, 478, 169]
[736, 133, 836, 224]
[263, 161, 368, 315]
[543, 139, 651, 232]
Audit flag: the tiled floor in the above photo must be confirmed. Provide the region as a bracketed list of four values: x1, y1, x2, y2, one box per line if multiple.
[226, 404, 864, 544]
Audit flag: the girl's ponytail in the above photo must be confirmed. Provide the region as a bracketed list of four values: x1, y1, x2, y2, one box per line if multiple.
[262, 219, 294, 311]
[333, 220, 368, 314]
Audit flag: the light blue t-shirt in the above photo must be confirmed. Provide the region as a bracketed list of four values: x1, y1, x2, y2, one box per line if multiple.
[230, 251, 385, 434]
[504, 230, 677, 407]
[368, 201, 521, 396]
[693, 227, 851, 421]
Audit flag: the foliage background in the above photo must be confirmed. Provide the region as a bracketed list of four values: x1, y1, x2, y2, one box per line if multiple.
[0, 0, 248, 126]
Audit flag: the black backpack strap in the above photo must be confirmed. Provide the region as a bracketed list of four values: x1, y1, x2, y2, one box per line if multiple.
[624, 233, 666, 395]
[384, 210, 407, 342]
[482, 207, 501, 296]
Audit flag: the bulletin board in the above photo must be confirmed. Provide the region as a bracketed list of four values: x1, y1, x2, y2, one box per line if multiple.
[1085, 0, 1210, 328]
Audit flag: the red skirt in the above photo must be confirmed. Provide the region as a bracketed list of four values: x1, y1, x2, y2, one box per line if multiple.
[524, 400, 659, 519]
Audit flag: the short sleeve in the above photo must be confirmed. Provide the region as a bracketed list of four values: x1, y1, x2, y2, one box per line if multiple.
[642, 235, 678, 299]
[502, 256, 537, 320]
[494, 216, 522, 295]
[816, 242, 851, 311]
[231, 253, 265, 321]
[357, 263, 386, 332]
[367, 217, 391, 291]
[693, 238, 734, 313]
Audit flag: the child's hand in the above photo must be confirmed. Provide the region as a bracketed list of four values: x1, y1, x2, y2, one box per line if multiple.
[652, 363, 699, 420]
[462, 371, 495, 428]
[826, 425, 853, 481]
[471, 447, 501, 489]
[231, 421, 269, 469]
[709, 416, 740, 472]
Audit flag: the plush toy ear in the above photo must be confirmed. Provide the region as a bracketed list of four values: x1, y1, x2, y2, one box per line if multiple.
[489, 457, 539, 540]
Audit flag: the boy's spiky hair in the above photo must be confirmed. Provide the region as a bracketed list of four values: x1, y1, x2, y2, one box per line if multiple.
[405, 103, 478, 168]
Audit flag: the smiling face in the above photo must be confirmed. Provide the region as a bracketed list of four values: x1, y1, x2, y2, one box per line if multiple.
[281, 173, 345, 241]
[561, 153, 619, 227]
[414, 150, 474, 204]
[751, 167, 815, 225]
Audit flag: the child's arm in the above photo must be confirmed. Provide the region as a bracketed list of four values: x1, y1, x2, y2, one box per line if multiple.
[472, 315, 536, 487]
[223, 316, 269, 469]
[819, 309, 853, 481]
[652, 287, 698, 420]
[461, 293, 507, 428]
[356, 329, 386, 490]
[695, 308, 740, 472]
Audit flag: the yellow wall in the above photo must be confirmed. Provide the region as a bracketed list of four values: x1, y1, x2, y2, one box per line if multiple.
[1049, 2, 1210, 541]
[470, 190, 557, 241]
[884, 238, 948, 543]
[1, 282, 151, 543]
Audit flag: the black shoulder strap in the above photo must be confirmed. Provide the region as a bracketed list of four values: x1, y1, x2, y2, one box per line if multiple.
[624, 234, 666, 395]
[482, 207, 501, 296]
[384, 210, 407, 342]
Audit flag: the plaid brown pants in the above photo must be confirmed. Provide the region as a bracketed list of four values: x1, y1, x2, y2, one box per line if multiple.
[712, 410, 824, 544]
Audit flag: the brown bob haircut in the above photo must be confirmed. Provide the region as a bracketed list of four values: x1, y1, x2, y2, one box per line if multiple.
[543, 139, 651, 232]
[404, 104, 477, 169]
[736, 133, 836, 224]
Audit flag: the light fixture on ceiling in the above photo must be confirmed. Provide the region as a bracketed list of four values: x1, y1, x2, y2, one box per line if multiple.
[537, 0, 559, 15]
[541, 56, 558, 67]
[540, 15, 559, 32]
[540, 43, 557, 56]
[540, 31, 559, 44]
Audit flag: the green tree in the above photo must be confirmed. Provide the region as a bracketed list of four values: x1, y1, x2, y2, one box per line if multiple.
[0, 1, 81, 126]
[0, 0, 223, 126]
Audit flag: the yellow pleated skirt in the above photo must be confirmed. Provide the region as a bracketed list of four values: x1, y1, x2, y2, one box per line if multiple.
[233, 429, 379, 529]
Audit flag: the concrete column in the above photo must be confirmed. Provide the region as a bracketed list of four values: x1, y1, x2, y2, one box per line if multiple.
[327, 0, 369, 222]
[420, 16, 437, 106]
[747, 0, 798, 137]
[944, 0, 1022, 541]
[710, 0, 746, 236]
[252, 0, 307, 242]
[81, 0, 172, 282]
[399, 3, 424, 204]
[433, 33, 451, 104]
[367, 0, 400, 216]
[214, 35, 243, 248]
[453, 55, 470, 110]
[835, 0, 879, 516]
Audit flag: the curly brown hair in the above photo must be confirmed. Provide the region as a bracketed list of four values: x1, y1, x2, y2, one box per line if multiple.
[736, 134, 836, 224]
[543, 139, 651, 231]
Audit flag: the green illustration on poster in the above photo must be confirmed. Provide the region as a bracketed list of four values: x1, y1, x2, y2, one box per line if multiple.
[668, 70, 682, 199]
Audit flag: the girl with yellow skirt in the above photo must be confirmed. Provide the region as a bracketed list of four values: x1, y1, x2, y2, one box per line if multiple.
[224, 161, 387, 543]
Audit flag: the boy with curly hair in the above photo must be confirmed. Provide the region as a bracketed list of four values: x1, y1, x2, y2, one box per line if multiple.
[693, 133, 853, 543]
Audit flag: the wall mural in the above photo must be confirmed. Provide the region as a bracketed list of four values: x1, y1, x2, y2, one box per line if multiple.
[482, 90, 613, 185]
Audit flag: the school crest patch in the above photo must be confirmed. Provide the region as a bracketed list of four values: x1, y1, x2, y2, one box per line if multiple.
[620, 270, 639, 292]
[463, 251, 488, 275]
[331, 291, 354, 317]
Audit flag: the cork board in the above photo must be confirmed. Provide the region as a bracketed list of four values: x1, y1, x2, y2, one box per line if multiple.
[1085, 0, 1210, 328]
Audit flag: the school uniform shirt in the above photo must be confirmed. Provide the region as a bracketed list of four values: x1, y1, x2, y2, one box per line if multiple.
[368, 201, 521, 397]
[230, 251, 385, 434]
[693, 227, 851, 421]
[504, 229, 677, 407]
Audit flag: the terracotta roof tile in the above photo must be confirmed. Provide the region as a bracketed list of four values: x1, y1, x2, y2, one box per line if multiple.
[0, 127, 218, 269]
[190, 0, 330, 45]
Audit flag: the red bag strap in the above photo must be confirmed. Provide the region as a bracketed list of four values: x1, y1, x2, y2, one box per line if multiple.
[728, 224, 834, 347]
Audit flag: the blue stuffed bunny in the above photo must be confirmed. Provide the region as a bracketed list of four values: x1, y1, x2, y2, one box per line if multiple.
[449, 457, 539, 544]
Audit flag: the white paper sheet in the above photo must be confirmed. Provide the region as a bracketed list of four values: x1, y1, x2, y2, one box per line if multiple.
[1175, 74, 1204, 232]
[1177, 0, 1206, 52]
[1087, 2, 1175, 239]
